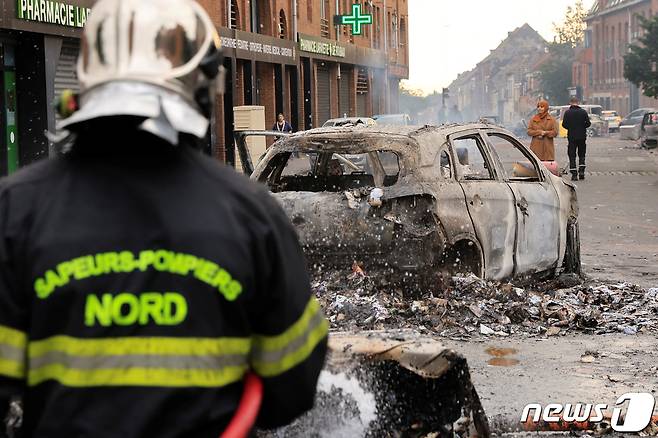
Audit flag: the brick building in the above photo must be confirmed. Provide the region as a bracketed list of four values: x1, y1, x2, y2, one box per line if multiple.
[197, 0, 410, 163]
[0, 0, 408, 176]
[573, 0, 658, 115]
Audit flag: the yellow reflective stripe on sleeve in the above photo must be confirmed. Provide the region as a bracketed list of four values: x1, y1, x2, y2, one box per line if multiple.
[27, 335, 252, 388]
[251, 298, 328, 377]
[0, 325, 27, 349]
[0, 325, 27, 379]
[252, 298, 322, 352]
[0, 358, 25, 379]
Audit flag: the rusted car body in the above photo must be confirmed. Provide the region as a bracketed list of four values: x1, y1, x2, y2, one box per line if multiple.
[244, 124, 580, 284]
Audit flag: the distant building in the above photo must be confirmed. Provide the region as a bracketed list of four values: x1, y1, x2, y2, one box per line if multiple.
[573, 0, 658, 115]
[448, 24, 547, 125]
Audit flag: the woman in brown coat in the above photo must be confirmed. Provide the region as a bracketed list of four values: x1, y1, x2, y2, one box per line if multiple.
[527, 100, 558, 161]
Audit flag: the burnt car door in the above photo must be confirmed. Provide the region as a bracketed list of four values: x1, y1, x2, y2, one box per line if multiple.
[252, 144, 415, 270]
[484, 131, 560, 275]
[449, 130, 516, 279]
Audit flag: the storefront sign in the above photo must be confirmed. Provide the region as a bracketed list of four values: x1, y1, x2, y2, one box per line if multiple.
[17, 0, 91, 28]
[337, 4, 372, 36]
[220, 36, 295, 59]
[299, 37, 346, 58]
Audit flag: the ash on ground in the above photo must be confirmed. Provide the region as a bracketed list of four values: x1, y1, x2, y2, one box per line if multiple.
[314, 268, 658, 338]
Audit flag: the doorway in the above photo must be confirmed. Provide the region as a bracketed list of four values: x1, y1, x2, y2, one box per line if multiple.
[0, 41, 18, 176]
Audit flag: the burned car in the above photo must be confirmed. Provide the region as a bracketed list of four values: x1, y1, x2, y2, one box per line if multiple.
[244, 124, 580, 286]
[639, 111, 658, 149]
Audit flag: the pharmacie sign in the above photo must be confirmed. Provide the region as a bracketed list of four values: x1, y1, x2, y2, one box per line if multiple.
[299, 37, 346, 58]
[17, 0, 91, 28]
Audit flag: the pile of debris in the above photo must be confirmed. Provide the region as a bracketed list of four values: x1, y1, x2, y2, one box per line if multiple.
[314, 267, 658, 338]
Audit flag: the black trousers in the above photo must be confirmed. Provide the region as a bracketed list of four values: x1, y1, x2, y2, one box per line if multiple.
[568, 138, 587, 174]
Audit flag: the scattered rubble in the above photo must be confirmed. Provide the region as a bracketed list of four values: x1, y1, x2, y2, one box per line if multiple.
[314, 269, 658, 338]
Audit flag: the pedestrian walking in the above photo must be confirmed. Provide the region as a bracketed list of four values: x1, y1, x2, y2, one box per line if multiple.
[562, 97, 591, 181]
[272, 113, 293, 133]
[527, 100, 558, 161]
[0, 0, 327, 436]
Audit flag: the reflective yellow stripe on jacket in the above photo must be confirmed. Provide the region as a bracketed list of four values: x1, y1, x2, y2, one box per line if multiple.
[0, 325, 27, 379]
[21, 297, 327, 387]
[28, 336, 251, 388]
[250, 297, 328, 377]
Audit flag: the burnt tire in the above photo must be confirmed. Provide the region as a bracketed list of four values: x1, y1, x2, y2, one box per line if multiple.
[564, 219, 581, 275]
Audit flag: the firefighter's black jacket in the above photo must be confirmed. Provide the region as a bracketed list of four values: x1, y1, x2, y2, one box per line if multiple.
[0, 129, 328, 437]
[562, 105, 592, 140]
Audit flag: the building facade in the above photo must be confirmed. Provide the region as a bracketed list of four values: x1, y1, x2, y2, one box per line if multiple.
[0, 0, 409, 174]
[573, 0, 658, 115]
[0, 0, 91, 176]
[448, 24, 547, 125]
[197, 0, 409, 164]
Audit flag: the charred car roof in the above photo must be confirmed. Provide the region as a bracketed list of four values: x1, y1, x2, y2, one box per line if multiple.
[270, 123, 504, 151]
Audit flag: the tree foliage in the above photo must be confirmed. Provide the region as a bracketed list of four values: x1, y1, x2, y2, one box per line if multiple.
[539, 43, 575, 105]
[553, 1, 588, 47]
[624, 15, 658, 99]
[538, 3, 587, 104]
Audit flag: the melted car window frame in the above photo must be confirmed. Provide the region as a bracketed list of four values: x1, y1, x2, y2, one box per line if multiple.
[258, 149, 402, 193]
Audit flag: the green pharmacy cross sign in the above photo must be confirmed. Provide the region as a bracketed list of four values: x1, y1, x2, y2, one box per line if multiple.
[338, 4, 372, 36]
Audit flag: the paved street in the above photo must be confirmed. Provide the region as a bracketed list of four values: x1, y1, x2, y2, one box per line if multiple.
[553, 135, 658, 287]
[448, 135, 658, 432]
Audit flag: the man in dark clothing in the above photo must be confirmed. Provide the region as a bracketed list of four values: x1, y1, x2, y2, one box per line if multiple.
[0, 1, 327, 437]
[561, 97, 592, 181]
[272, 113, 293, 133]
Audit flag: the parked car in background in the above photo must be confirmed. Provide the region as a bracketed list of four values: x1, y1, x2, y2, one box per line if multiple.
[323, 117, 377, 127]
[620, 108, 656, 127]
[371, 113, 412, 125]
[552, 105, 603, 137]
[587, 114, 609, 137]
[243, 124, 581, 289]
[620, 108, 656, 140]
[640, 111, 658, 149]
[602, 110, 622, 132]
[478, 115, 500, 125]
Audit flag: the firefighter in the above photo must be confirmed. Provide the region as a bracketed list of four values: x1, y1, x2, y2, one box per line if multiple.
[0, 0, 328, 436]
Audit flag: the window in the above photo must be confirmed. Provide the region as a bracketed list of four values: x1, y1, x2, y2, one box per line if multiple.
[399, 18, 407, 59]
[260, 150, 401, 192]
[320, 0, 329, 38]
[439, 150, 452, 179]
[229, 0, 239, 29]
[451, 136, 493, 180]
[487, 133, 540, 181]
[278, 10, 287, 39]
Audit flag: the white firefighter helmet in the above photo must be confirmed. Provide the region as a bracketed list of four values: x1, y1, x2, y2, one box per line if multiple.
[59, 0, 224, 144]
